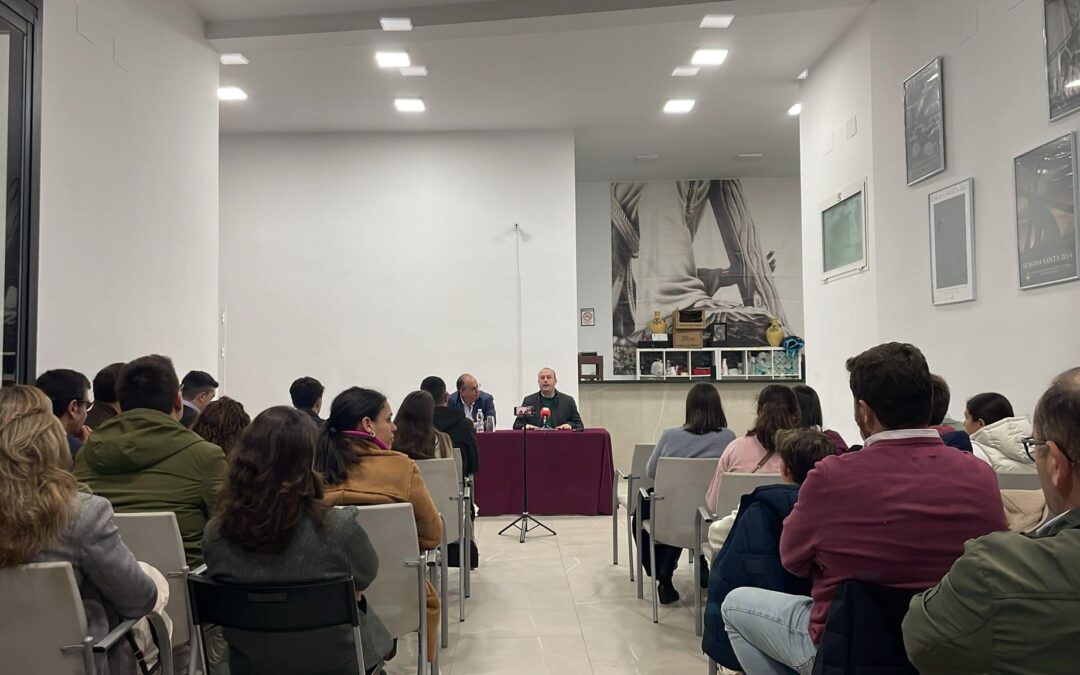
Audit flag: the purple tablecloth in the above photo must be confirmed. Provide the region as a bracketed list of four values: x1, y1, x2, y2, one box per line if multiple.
[473, 429, 615, 516]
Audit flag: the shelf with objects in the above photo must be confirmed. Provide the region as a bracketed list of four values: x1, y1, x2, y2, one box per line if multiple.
[634, 346, 803, 382]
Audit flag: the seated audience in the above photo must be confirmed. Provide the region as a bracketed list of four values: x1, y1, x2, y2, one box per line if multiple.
[903, 367, 1080, 673]
[35, 368, 92, 459]
[0, 385, 157, 675]
[703, 428, 835, 671]
[203, 406, 393, 675]
[929, 374, 972, 452]
[792, 384, 848, 453]
[964, 392, 1034, 473]
[289, 376, 325, 425]
[420, 375, 479, 476]
[705, 384, 799, 512]
[191, 397, 251, 458]
[180, 370, 218, 428]
[315, 387, 443, 662]
[86, 362, 124, 429]
[514, 367, 584, 430]
[449, 373, 497, 426]
[393, 390, 453, 461]
[636, 383, 736, 604]
[721, 343, 1007, 674]
[74, 355, 227, 567]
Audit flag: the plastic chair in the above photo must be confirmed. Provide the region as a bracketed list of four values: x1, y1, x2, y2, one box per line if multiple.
[0, 561, 172, 675]
[417, 457, 466, 635]
[996, 472, 1040, 491]
[188, 575, 364, 675]
[613, 443, 655, 580]
[638, 457, 720, 625]
[452, 446, 475, 600]
[708, 472, 784, 521]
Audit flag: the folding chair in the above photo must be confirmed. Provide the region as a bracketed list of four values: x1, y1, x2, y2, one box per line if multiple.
[613, 443, 654, 580]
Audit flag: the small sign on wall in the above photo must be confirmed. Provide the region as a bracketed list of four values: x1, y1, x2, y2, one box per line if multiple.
[580, 308, 595, 327]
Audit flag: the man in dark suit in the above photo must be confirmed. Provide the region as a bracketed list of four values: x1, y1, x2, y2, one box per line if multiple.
[180, 370, 218, 428]
[290, 376, 325, 425]
[514, 367, 584, 430]
[420, 375, 479, 476]
[448, 373, 497, 427]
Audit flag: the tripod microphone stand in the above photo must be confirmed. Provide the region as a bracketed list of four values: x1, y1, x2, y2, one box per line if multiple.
[499, 408, 557, 543]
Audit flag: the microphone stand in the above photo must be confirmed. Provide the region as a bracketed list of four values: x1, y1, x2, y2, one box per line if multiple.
[499, 412, 557, 543]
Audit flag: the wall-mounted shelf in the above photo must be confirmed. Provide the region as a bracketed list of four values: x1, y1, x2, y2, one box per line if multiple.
[634, 346, 802, 382]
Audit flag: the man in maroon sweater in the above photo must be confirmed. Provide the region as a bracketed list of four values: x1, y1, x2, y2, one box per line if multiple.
[721, 342, 1007, 674]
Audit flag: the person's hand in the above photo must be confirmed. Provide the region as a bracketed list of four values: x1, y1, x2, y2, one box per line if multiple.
[557, 424, 573, 431]
[525, 424, 539, 430]
[75, 425, 92, 443]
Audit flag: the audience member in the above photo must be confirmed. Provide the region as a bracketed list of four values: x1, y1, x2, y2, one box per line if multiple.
[180, 370, 218, 428]
[191, 397, 251, 458]
[0, 385, 158, 674]
[86, 362, 124, 429]
[448, 373, 497, 427]
[74, 355, 227, 566]
[203, 406, 393, 675]
[34, 368, 92, 459]
[792, 384, 848, 453]
[721, 343, 1007, 674]
[929, 374, 972, 452]
[904, 367, 1080, 673]
[315, 387, 443, 662]
[705, 385, 799, 512]
[289, 376, 325, 425]
[393, 390, 453, 461]
[703, 428, 835, 671]
[514, 368, 584, 430]
[420, 375, 479, 476]
[964, 392, 1034, 473]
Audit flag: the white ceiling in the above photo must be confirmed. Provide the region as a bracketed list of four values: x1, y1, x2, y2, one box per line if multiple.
[201, 0, 867, 181]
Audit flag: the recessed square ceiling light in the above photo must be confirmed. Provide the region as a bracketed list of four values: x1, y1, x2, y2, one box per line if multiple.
[380, 17, 413, 31]
[700, 15, 734, 28]
[400, 65, 428, 77]
[672, 66, 700, 77]
[218, 86, 248, 101]
[376, 51, 411, 68]
[663, 99, 695, 114]
[219, 53, 249, 66]
[797, 69, 809, 80]
[788, 102, 803, 116]
[395, 97, 425, 113]
[691, 49, 729, 66]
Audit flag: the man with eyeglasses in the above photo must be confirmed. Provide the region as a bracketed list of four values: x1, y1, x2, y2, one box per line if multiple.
[448, 373, 497, 428]
[35, 368, 93, 460]
[904, 367, 1080, 673]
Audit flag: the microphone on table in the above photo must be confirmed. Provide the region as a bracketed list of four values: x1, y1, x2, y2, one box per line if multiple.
[540, 407, 551, 429]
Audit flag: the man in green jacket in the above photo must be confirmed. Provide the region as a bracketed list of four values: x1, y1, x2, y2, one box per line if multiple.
[74, 354, 227, 567]
[903, 367, 1080, 673]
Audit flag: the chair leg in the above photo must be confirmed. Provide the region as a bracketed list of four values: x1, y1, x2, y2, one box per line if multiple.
[612, 500, 619, 565]
[441, 547, 449, 648]
[693, 547, 703, 637]
[650, 535, 659, 624]
[627, 508, 634, 582]
[636, 519, 644, 600]
[708, 657, 719, 675]
[463, 497, 472, 599]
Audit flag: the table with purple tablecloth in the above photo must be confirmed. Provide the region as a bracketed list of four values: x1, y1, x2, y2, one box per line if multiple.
[472, 429, 614, 516]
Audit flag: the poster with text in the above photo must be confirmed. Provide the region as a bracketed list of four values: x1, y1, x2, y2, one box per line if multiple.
[1014, 133, 1079, 290]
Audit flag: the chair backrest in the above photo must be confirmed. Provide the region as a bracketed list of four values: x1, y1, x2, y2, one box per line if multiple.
[113, 511, 192, 646]
[343, 503, 422, 639]
[711, 472, 785, 518]
[996, 472, 1041, 491]
[451, 447, 464, 487]
[652, 457, 722, 549]
[0, 562, 91, 674]
[632, 443, 655, 492]
[417, 458, 462, 542]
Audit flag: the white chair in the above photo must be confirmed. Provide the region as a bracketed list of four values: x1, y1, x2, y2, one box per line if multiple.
[452, 446, 475, 600]
[996, 472, 1040, 491]
[0, 561, 172, 675]
[417, 457, 466, 636]
[112, 511, 198, 674]
[637, 457, 720, 625]
[612, 443, 654, 581]
[345, 503, 434, 675]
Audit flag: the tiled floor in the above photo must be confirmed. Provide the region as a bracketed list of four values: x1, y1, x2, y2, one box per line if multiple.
[384, 515, 711, 674]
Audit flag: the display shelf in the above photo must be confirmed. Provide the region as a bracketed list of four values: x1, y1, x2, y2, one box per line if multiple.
[634, 346, 802, 382]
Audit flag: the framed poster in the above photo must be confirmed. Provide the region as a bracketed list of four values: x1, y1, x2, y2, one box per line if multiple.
[821, 180, 868, 282]
[1014, 133, 1080, 290]
[904, 57, 945, 186]
[929, 179, 976, 305]
[1045, 0, 1080, 121]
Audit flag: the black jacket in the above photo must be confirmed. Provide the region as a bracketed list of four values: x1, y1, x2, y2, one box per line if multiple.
[180, 403, 199, 428]
[299, 407, 323, 426]
[433, 406, 479, 476]
[812, 580, 919, 675]
[512, 391, 584, 430]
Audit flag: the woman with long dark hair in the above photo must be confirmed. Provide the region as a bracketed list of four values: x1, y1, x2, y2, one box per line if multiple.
[203, 406, 393, 675]
[191, 396, 251, 457]
[315, 387, 443, 664]
[392, 391, 453, 461]
[792, 384, 848, 454]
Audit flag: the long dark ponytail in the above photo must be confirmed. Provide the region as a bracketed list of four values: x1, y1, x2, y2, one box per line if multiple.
[314, 387, 387, 486]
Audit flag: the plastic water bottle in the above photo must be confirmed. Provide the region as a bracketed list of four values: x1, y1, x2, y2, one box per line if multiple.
[475, 410, 484, 433]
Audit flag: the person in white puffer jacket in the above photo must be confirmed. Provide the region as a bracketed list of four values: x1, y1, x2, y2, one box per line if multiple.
[963, 392, 1035, 473]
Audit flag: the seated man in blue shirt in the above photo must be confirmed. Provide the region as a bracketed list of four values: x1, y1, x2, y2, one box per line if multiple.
[448, 373, 496, 427]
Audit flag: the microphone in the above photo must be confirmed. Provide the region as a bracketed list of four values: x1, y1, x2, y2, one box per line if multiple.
[540, 407, 551, 428]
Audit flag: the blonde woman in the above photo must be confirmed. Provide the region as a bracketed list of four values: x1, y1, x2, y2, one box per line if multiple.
[0, 385, 158, 674]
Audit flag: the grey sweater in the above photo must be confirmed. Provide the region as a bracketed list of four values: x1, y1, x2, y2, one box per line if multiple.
[203, 507, 393, 674]
[646, 427, 737, 478]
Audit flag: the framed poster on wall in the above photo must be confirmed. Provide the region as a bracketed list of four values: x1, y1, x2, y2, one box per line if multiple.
[928, 179, 976, 305]
[904, 57, 945, 186]
[1014, 133, 1079, 290]
[821, 180, 868, 282]
[1045, 0, 1080, 121]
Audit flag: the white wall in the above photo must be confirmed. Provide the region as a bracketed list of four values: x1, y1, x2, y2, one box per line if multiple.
[220, 132, 578, 420]
[802, 0, 1080, 438]
[38, 0, 220, 379]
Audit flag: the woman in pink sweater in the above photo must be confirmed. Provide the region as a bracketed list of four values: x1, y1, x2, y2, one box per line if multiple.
[706, 385, 801, 512]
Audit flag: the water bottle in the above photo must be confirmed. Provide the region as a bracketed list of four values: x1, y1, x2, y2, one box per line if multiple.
[484, 415, 495, 432]
[475, 410, 484, 433]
